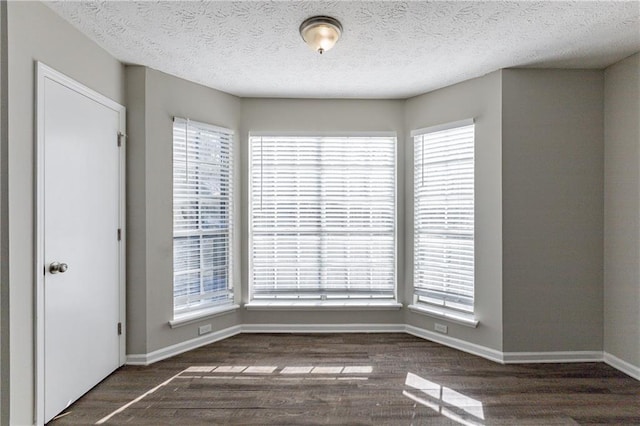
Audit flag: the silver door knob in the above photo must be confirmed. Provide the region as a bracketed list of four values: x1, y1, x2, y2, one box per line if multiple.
[49, 262, 69, 274]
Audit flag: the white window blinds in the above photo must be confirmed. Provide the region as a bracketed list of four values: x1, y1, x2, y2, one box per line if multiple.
[250, 135, 396, 301]
[173, 117, 233, 315]
[413, 120, 475, 314]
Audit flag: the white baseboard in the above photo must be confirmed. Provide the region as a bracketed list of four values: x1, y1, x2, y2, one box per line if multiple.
[123, 324, 639, 382]
[125, 353, 149, 365]
[126, 325, 242, 366]
[604, 352, 640, 380]
[242, 323, 406, 333]
[502, 351, 603, 364]
[125, 324, 401, 365]
[405, 324, 504, 363]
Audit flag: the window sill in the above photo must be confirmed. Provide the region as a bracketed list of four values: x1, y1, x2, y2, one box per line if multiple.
[169, 304, 240, 329]
[408, 304, 479, 328]
[245, 300, 403, 311]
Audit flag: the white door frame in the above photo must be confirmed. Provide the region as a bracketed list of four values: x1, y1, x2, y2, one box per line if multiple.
[34, 62, 126, 425]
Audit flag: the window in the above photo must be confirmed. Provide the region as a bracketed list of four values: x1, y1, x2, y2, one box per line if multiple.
[173, 117, 233, 316]
[413, 119, 475, 319]
[249, 135, 396, 303]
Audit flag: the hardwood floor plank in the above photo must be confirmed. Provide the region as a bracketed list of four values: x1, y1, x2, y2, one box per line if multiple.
[49, 333, 640, 425]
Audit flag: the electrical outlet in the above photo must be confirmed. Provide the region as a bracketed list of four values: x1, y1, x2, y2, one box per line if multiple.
[198, 324, 212, 335]
[434, 323, 448, 334]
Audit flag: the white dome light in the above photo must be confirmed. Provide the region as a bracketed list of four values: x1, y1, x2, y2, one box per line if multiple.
[299, 16, 343, 55]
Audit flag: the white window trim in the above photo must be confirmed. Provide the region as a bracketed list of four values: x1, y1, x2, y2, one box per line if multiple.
[169, 304, 240, 329]
[248, 133, 398, 304]
[250, 131, 397, 138]
[245, 300, 403, 311]
[412, 118, 477, 320]
[408, 303, 479, 328]
[410, 118, 474, 137]
[172, 117, 235, 319]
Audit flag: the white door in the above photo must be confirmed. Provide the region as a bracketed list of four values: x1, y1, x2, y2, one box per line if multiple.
[36, 63, 126, 424]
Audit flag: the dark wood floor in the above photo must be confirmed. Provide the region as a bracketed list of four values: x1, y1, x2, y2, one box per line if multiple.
[50, 333, 640, 425]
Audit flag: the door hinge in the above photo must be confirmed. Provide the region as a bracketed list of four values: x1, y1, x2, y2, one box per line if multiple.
[117, 132, 126, 147]
[117, 228, 122, 241]
[117, 322, 122, 335]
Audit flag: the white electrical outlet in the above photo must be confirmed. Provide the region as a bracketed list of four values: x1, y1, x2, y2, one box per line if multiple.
[434, 323, 448, 334]
[198, 324, 212, 335]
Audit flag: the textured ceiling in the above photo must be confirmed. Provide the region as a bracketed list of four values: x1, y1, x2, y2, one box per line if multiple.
[45, 1, 640, 99]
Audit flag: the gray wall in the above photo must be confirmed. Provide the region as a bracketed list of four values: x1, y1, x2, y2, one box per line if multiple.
[240, 99, 405, 325]
[4, 2, 636, 420]
[502, 69, 604, 352]
[404, 71, 504, 351]
[126, 67, 242, 354]
[125, 66, 148, 354]
[6, 2, 124, 423]
[604, 53, 640, 368]
[0, 1, 8, 424]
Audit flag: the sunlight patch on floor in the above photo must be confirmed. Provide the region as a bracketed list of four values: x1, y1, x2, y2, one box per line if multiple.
[404, 372, 485, 426]
[95, 364, 373, 424]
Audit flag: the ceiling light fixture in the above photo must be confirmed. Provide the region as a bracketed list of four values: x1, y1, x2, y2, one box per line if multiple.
[299, 16, 342, 55]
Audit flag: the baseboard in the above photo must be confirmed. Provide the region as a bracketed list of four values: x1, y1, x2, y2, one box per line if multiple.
[125, 325, 242, 366]
[404, 324, 504, 363]
[125, 324, 402, 365]
[502, 350, 603, 364]
[123, 324, 638, 381]
[242, 323, 406, 333]
[603, 352, 640, 380]
[125, 353, 149, 365]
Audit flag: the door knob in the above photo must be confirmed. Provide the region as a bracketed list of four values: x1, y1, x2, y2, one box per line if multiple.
[49, 262, 69, 274]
